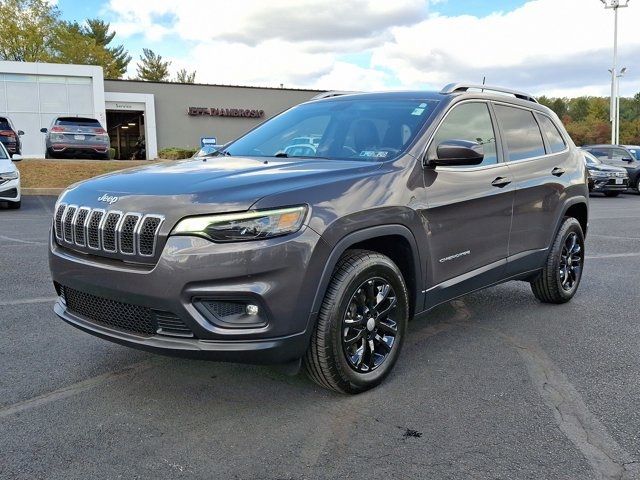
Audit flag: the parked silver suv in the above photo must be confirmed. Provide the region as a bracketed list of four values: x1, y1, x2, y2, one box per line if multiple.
[41, 117, 110, 159]
[49, 84, 589, 393]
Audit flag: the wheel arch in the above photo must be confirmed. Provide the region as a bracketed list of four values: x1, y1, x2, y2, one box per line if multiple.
[310, 225, 423, 319]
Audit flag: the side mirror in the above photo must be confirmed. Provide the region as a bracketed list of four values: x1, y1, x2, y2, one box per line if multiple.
[11, 154, 22, 162]
[17, 130, 24, 136]
[623, 157, 633, 162]
[40, 128, 47, 133]
[425, 139, 484, 167]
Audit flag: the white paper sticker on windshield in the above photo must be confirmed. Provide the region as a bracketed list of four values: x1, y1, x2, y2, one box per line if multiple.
[359, 151, 389, 158]
[411, 108, 425, 116]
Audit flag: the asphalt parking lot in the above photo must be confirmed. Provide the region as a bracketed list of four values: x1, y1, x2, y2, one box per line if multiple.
[1, 195, 639, 480]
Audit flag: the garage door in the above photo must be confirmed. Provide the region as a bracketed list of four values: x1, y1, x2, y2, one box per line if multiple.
[0, 73, 95, 157]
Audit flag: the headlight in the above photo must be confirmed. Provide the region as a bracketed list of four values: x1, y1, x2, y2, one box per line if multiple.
[0, 171, 18, 180]
[172, 205, 308, 242]
[589, 170, 608, 178]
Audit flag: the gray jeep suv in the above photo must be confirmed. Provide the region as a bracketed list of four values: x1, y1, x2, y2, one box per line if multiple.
[49, 84, 588, 394]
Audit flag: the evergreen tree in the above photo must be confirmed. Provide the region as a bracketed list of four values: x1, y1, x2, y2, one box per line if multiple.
[136, 49, 171, 82]
[175, 68, 196, 83]
[85, 19, 131, 78]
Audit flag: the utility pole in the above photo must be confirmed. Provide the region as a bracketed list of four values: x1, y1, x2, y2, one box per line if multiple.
[601, 0, 630, 145]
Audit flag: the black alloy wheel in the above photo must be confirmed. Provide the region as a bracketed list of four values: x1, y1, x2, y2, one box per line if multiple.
[558, 232, 582, 292]
[342, 277, 398, 373]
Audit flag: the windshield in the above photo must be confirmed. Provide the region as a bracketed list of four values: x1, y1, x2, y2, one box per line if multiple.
[0, 143, 9, 159]
[583, 151, 601, 165]
[628, 147, 640, 161]
[56, 117, 101, 127]
[224, 98, 440, 161]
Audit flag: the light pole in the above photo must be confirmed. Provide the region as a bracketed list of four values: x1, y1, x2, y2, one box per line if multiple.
[601, 0, 630, 145]
[616, 67, 626, 144]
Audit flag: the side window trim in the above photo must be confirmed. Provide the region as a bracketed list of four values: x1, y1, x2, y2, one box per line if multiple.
[423, 99, 504, 169]
[491, 101, 562, 164]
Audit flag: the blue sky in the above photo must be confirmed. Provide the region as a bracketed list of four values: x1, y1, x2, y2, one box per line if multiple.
[53, 0, 639, 97]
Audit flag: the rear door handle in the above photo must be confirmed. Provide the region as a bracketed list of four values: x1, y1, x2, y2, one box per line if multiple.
[491, 176, 511, 188]
[551, 167, 565, 177]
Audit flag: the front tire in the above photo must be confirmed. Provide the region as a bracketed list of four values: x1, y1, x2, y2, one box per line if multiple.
[604, 191, 620, 197]
[7, 200, 21, 209]
[304, 250, 409, 394]
[531, 217, 584, 304]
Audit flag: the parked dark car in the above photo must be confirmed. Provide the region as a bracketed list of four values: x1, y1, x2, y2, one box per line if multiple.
[582, 150, 628, 196]
[49, 84, 589, 393]
[582, 144, 640, 193]
[0, 116, 24, 157]
[41, 117, 110, 160]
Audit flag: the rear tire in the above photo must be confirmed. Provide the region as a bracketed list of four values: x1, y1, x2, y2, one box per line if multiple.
[531, 217, 584, 304]
[604, 191, 620, 197]
[304, 250, 409, 394]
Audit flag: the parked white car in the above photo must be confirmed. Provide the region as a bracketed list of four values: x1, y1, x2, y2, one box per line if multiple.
[0, 142, 21, 209]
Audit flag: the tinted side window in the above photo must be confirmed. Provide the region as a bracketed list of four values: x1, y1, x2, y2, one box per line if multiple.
[611, 148, 632, 160]
[587, 148, 608, 158]
[538, 115, 566, 153]
[495, 105, 546, 161]
[430, 102, 498, 167]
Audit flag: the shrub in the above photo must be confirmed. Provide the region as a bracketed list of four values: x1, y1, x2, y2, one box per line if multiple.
[108, 148, 116, 159]
[158, 147, 197, 160]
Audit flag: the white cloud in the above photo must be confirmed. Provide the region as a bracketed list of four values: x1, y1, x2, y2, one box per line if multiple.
[108, 0, 640, 96]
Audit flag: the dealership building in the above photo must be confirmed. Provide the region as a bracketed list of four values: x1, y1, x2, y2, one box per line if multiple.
[0, 61, 323, 159]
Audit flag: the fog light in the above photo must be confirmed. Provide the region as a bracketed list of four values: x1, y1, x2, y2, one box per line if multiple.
[245, 304, 259, 316]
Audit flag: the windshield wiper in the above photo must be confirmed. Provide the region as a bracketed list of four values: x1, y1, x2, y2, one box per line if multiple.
[274, 152, 289, 158]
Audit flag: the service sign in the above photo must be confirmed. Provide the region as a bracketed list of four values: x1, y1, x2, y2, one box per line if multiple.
[201, 137, 217, 146]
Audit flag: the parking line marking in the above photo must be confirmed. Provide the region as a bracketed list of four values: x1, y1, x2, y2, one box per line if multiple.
[588, 234, 640, 241]
[0, 296, 58, 306]
[0, 360, 156, 420]
[586, 252, 640, 260]
[0, 235, 47, 245]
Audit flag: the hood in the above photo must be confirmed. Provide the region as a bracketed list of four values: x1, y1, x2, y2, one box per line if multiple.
[59, 156, 381, 215]
[0, 159, 17, 174]
[587, 163, 627, 173]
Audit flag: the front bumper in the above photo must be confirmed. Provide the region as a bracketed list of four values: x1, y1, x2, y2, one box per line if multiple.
[49, 226, 327, 364]
[0, 178, 20, 201]
[590, 177, 628, 192]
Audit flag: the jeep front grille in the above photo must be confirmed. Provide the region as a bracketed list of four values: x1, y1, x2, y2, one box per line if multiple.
[54, 203, 164, 258]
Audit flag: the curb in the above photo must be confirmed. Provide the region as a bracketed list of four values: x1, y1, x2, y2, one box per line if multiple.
[22, 188, 64, 196]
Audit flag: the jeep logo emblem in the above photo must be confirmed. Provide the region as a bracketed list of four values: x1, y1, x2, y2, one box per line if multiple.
[98, 194, 119, 205]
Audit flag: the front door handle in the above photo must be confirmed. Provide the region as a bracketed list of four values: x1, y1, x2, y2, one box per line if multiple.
[491, 176, 511, 188]
[551, 167, 565, 177]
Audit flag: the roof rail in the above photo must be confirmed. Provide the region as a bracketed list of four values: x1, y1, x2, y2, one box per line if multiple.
[440, 83, 538, 103]
[310, 91, 359, 100]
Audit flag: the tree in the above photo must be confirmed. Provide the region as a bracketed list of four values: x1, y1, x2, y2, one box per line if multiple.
[0, 0, 59, 62]
[175, 68, 196, 83]
[569, 97, 590, 122]
[550, 98, 568, 119]
[85, 19, 131, 78]
[136, 48, 170, 82]
[50, 21, 112, 69]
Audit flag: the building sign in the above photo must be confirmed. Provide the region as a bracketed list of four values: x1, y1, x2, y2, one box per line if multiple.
[188, 107, 265, 118]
